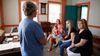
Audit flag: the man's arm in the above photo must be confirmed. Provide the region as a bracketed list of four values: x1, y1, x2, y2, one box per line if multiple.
[39, 37, 47, 45]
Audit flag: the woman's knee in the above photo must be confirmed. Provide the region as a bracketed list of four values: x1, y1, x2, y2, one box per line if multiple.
[60, 44, 65, 49]
[58, 41, 63, 46]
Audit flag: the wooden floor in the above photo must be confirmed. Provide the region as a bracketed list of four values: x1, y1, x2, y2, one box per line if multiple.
[43, 42, 68, 56]
[43, 43, 61, 56]
[1, 43, 99, 56]
[43, 43, 99, 56]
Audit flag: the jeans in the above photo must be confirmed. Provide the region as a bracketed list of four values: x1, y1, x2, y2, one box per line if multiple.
[58, 41, 71, 56]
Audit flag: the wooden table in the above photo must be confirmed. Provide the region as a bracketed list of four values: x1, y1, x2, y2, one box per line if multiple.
[0, 42, 20, 56]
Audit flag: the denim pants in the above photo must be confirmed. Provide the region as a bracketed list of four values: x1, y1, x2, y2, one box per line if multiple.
[58, 41, 71, 56]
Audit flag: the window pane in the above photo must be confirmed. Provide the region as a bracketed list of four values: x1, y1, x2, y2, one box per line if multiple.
[21, 1, 26, 20]
[81, 6, 88, 20]
[49, 3, 61, 23]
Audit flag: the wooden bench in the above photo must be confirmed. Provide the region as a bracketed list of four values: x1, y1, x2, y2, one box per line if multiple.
[41, 22, 51, 36]
[93, 35, 100, 56]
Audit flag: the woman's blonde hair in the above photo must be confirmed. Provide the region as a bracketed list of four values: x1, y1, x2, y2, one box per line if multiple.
[66, 20, 73, 28]
[77, 19, 88, 30]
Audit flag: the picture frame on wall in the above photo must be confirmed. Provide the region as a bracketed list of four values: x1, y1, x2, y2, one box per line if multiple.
[41, 3, 46, 14]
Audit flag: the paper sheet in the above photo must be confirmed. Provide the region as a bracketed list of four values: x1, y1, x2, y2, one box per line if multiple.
[0, 42, 20, 51]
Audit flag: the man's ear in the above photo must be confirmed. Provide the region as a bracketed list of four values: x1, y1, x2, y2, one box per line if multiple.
[32, 11, 37, 16]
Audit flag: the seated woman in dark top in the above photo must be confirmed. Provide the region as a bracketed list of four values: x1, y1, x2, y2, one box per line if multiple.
[58, 20, 76, 56]
[67, 19, 93, 56]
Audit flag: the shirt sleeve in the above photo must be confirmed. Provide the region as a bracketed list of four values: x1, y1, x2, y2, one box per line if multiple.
[81, 30, 89, 40]
[70, 27, 76, 33]
[31, 23, 44, 41]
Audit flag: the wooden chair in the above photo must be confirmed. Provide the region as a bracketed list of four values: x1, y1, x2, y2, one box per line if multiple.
[93, 35, 100, 56]
[41, 22, 51, 36]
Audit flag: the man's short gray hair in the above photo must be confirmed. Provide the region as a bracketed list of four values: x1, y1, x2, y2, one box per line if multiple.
[23, 1, 37, 16]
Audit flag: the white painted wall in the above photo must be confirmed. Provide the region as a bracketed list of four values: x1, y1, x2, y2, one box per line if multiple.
[3, 0, 19, 25]
[71, 0, 90, 5]
[66, 0, 72, 5]
[2, 0, 100, 35]
[49, 0, 61, 2]
[39, 15, 47, 21]
[88, 0, 100, 36]
[2, 0, 62, 32]
[39, 0, 48, 3]
[89, 0, 100, 26]
[2, 0, 19, 32]
[67, 0, 100, 36]
[89, 27, 100, 37]
[2, 0, 62, 23]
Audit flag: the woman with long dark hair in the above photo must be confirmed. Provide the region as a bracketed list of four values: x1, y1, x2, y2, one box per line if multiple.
[58, 20, 76, 56]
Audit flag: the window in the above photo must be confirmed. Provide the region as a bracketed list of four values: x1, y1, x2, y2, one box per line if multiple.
[21, 1, 38, 22]
[81, 6, 88, 20]
[21, 1, 26, 20]
[48, 2, 61, 23]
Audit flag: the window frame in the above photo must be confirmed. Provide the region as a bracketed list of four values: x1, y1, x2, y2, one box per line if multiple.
[47, 1, 62, 23]
[76, 2, 90, 24]
[81, 5, 88, 20]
